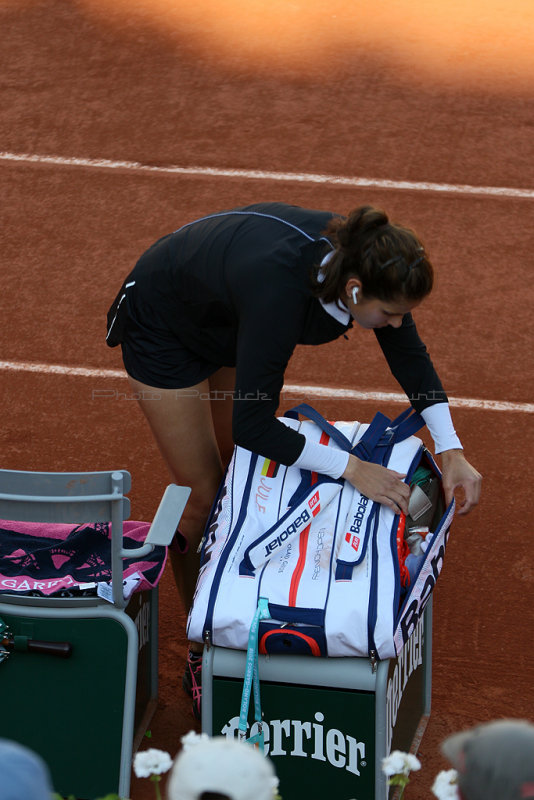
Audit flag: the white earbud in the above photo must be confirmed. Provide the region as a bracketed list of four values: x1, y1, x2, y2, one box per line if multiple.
[351, 286, 359, 304]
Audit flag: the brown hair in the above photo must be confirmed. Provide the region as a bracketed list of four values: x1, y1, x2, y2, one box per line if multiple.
[314, 205, 433, 305]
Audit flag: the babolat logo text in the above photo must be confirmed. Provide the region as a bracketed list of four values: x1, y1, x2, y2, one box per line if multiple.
[264, 509, 311, 557]
[347, 496, 369, 538]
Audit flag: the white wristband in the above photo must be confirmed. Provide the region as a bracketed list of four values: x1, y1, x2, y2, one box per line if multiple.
[293, 438, 350, 479]
[420, 403, 463, 454]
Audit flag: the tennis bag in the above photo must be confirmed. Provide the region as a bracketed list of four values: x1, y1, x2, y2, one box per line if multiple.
[187, 404, 455, 661]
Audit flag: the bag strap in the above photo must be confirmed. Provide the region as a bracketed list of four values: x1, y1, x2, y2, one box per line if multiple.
[389, 407, 426, 441]
[283, 403, 353, 452]
[239, 480, 342, 576]
[238, 597, 271, 751]
[285, 403, 425, 454]
[351, 412, 392, 461]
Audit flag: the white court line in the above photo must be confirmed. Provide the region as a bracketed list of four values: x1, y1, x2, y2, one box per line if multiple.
[1, 359, 532, 414]
[1, 150, 534, 199]
[0, 360, 125, 380]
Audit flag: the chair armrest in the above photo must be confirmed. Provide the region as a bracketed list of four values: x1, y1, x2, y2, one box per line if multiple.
[120, 484, 191, 559]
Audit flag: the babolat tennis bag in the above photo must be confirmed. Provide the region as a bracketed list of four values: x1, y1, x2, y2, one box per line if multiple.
[187, 404, 455, 661]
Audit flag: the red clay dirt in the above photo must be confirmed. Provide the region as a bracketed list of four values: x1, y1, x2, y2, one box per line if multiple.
[1, 2, 533, 799]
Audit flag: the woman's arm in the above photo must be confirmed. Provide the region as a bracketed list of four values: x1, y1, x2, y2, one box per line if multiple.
[374, 312, 446, 411]
[375, 314, 482, 513]
[439, 448, 482, 515]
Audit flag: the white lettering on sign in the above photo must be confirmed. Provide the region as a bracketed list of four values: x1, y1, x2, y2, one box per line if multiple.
[386, 614, 425, 754]
[134, 598, 151, 652]
[221, 710, 366, 776]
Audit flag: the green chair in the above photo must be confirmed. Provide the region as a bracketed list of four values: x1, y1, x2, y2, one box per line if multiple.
[0, 469, 190, 799]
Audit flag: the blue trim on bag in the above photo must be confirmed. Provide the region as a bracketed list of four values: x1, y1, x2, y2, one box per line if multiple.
[276, 427, 296, 519]
[266, 603, 324, 627]
[365, 419, 404, 658]
[202, 452, 259, 642]
[288, 469, 313, 508]
[367, 510, 381, 656]
[334, 500, 379, 579]
[198, 457, 234, 567]
[334, 563, 353, 582]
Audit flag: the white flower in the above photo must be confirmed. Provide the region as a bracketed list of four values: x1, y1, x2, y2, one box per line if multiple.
[133, 748, 173, 778]
[432, 769, 459, 800]
[404, 753, 422, 772]
[180, 730, 210, 752]
[382, 751, 407, 776]
[270, 775, 280, 797]
[382, 750, 422, 777]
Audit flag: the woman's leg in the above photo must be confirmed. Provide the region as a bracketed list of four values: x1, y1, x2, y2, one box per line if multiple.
[128, 369, 238, 717]
[208, 366, 236, 470]
[127, 375, 225, 613]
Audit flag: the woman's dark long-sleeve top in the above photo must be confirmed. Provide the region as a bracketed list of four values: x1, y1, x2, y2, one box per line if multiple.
[107, 202, 446, 465]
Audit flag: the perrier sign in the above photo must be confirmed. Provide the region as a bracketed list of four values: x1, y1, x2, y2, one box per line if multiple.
[209, 609, 430, 800]
[213, 678, 375, 798]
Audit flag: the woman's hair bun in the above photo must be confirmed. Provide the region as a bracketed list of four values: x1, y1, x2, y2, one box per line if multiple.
[316, 204, 433, 305]
[337, 206, 389, 249]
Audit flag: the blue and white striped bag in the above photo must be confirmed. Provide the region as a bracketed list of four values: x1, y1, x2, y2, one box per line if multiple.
[187, 405, 455, 661]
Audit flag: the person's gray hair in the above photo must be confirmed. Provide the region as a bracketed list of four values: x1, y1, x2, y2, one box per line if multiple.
[0, 739, 54, 800]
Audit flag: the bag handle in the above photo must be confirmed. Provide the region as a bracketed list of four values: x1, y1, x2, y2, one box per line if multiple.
[285, 403, 425, 460]
[283, 403, 353, 452]
[351, 412, 392, 461]
[389, 407, 426, 440]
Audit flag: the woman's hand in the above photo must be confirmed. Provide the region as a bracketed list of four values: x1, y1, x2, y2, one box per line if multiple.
[342, 454, 410, 514]
[440, 449, 482, 515]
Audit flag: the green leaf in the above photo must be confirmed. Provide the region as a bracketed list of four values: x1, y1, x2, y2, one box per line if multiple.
[388, 775, 409, 788]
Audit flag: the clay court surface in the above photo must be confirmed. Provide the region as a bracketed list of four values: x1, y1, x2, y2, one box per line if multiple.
[1, 1, 533, 797]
